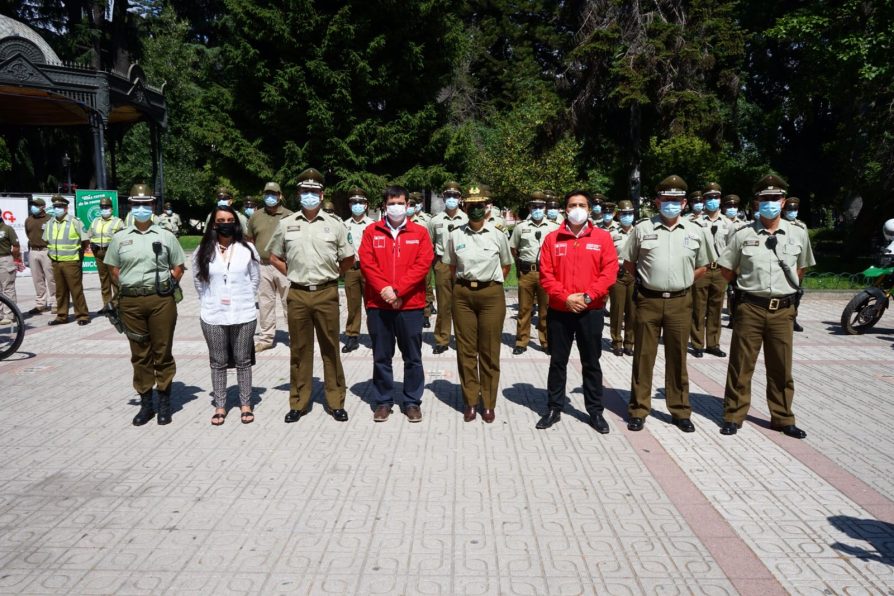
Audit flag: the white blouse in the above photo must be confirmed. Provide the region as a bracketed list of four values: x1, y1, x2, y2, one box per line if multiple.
[192, 241, 261, 326]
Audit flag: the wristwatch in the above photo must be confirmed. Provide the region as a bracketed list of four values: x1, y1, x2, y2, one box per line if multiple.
[583, 293, 592, 305]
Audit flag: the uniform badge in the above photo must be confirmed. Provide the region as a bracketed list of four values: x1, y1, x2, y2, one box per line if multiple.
[456, 243, 466, 251]
[585, 243, 601, 251]
[743, 239, 759, 247]
[643, 234, 658, 241]
[555, 243, 567, 256]
[120, 239, 134, 247]
[287, 225, 300, 232]
[373, 236, 386, 249]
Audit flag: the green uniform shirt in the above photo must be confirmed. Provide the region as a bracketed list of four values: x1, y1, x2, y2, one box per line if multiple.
[25, 213, 50, 249]
[411, 212, 431, 224]
[621, 216, 713, 292]
[87, 216, 124, 246]
[247, 205, 293, 261]
[157, 212, 182, 234]
[428, 210, 468, 257]
[444, 224, 513, 282]
[0, 222, 19, 256]
[693, 213, 738, 262]
[609, 224, 634, 265]
[266, 210, 354, 285]
[344, 215, 374, 261]
[509, 218, 560, 263]
[719, 218, 815, 298]
[486, 213, 508, 232]
[103, 224, 186, 289]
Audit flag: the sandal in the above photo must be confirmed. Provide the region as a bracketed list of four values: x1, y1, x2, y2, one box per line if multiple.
[211, 412, 226, 426]
[241, 410, 255, 424]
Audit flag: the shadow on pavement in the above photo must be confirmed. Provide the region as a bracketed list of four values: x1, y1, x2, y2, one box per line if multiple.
[828, 515, 894, 566]
[427, 378, 463, 413]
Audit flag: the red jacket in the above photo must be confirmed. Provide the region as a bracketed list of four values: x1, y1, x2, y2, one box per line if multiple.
[359, 218, 434, 310]
[539, 221, 618, 311]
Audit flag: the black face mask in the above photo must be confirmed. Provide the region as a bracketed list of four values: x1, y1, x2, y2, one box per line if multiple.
[216, 223, 236, 237]
[468, 206, 486, 221]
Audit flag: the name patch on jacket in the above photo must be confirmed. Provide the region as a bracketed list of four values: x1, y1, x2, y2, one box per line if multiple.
[119, 239, 134, 247]
[643, 234, 658, 241]
[405, 239, 420, 245]
[743, 239, 760, 247]
[585, 243, 601, 251]
[287, 225, 301, 232]
[555, 243, 567, 256]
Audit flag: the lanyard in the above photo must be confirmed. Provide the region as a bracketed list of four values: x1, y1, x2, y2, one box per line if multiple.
[218, 243, 233, 285]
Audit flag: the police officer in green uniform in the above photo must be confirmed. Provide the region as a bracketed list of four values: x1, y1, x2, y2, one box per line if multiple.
[545, 191, 564, 224]
[444, 185, 512, 423]
[721, 194, 746, 328]
[689, 182, 732, 357]
[428, 181, 468, 353]
[158, 201, 182, 235]
[87, 197, 124, 313]
[784, 196, 807, 332]
[268, 168, 355, 423]
[589, 193, 605, 223]
[484, 194, 507, 231]
[598, 201, 616, 230]
[688, 190, 704, 219]
[43, 195, 90, 326]
[718, 174, 815, 438]
[124, 185, 160, 227]
[205, 187, 248, 231]
[621, 175, 713, 432]
[343, 187, 374, 352]
[242, 197, 257, 220]
[609, 200, 636, 356]
[509, 191, 559, 354]
[0, 218, 21, 325]
[408, 192, 435, 327]
[104, 184, 186, 426]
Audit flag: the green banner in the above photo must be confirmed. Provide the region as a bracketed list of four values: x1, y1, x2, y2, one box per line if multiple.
[75, 190, 119, 274]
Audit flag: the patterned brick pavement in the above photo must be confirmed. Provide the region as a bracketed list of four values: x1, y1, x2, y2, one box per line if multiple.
[0, 271, 892, 595]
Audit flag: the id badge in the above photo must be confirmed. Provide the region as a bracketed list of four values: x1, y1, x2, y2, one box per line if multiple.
[220, 296, 231, 306]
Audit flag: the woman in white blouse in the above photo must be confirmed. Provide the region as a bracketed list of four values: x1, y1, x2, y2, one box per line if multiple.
[192, 206, 261, 425]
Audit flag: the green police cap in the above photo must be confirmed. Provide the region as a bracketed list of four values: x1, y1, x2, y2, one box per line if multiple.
[602, 201, 617, 212]
[216, 186, 232, 199]
[32, 197, 46, 207]
[408, 192, 422, 204]
[752, 174, 788, 197]
[129, 183, 155, 202]
[592, 193, 607, 205]
[703, 182, 722, 196]
[443, 181, 462, 195]
[785, 196, 800, 209]
[51, 194, 68, 206]
[656, 175, 688, 196]
[688, 190, 703, 201]
[543, 189, 558, 202]
[99, 197, 113, 207]
[263, 181, 282, 194]
[617, 199, 635, 211]
[297, 168, 325, 190]
[721, 194, 740, 207]
[529, 191, 546, 202]
[348, 187, 368, 201]
[464, 184, 487, 204]
[243, 196, 257, 207]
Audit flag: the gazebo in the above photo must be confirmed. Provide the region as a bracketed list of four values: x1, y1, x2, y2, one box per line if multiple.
[0, 14, 166, 196]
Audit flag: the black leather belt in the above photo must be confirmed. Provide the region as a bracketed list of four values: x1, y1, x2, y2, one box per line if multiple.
[517, 261, 538, 274]
[120, 281, 172, 297]
[30, 247, 47, 251]
[739, 292, 796, 311]
[456, 279, 501, 289]
[638, 287, 690, 299]
[290, 279, 338, 292]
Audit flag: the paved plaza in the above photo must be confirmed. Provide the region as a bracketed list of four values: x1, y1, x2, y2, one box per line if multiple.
[0, 269, 892, 595]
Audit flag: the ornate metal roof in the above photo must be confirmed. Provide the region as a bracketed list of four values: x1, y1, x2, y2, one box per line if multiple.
[0, 14, 62, 65]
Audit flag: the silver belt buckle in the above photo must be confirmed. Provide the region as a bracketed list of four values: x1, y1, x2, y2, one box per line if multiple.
[661, 291, 671, 298]
[470, 281, 479, 288]
[768, 298, 780, 310]
[309, 285, 318, 291]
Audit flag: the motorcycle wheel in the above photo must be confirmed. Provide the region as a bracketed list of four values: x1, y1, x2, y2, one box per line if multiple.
[840, 290, 887, 335]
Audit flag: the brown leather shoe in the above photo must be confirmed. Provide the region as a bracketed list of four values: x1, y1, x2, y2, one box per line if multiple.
[482, 409, 495, 424]
[405, 405, 422, 422]
[373, 405, 392, 422]
[463, 405, 477, 422]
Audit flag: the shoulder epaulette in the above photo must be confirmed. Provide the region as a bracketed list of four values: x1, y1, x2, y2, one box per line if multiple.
[791, 220, 806, 229]
[733, 222, 752, 234]
[634, 217, 649, 225]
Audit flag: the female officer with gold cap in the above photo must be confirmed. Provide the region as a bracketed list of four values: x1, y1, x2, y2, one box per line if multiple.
[443, 184, 512, 423]
[104, 184, 186, 426]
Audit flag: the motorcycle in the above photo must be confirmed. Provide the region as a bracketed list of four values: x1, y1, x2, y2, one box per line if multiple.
[840, 219, 894, 335]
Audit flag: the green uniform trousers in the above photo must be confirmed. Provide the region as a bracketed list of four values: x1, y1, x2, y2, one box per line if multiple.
[51, 260, 89, 321]
[424, 270, 435, 319]
[453, 283, 506, 408]
[286, 285, 346, 411]
[722, 302, 796, 425]
[343, 267, 364, 337]
[515, 269, 548, 349]
[433, 261, 455, 346]
[119, 294, 177, 394]
[609, 270, 635, 349]
[94, 250, 117, 307]
[690, 266, 726, 349]
[629, 291, 693, 419]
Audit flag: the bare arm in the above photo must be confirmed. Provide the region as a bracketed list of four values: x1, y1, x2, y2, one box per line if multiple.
[693, 266, 707, 281]
[111, 266, 120, 284]
[171, 264, 184, 283]
[270, 254, 288, 276]
[339, 255, 355, 275]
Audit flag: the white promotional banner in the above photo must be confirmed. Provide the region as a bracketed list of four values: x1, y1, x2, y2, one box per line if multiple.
[0, 195, 31, 277]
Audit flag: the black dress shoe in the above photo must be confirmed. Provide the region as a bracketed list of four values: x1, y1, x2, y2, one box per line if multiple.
[720, 421, 740, 435]
[705, 346, 727, 357]
[512, 346, 526, 355]
[590, 414, 610, 434]
[28, 307, 44, 315]
[672, 417, 695, 433]
[330, 408, 349, 422]
[692, 348, 704, 358]
[77, 319, 90, 326]
[536, 408, 561, 429]
[423, 318, 431, 328]
[156, 391, 172, 425]
[793, 320, 804, 332]
[284, 409, 307, 423]
[627, 417, 644, 431]
[773, 424, 807, 439]
[623, 347, 634, 357]
[341, 337, 359, 353]
[543, 347, 550, 356]
[612, 347, 623, 356]
[433, 344, 448, 354]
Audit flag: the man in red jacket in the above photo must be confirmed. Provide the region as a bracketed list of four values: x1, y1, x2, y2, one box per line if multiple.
[537, 190, 618, 432]
[359, 185, 435, 422]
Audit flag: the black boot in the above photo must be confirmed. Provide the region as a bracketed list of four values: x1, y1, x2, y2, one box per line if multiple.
[157, 390, 172, 425]
[132, 391, 155, 426]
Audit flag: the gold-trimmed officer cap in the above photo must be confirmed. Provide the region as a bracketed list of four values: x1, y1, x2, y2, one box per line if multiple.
[50, 194, 68, 206]
[442, 180, 462, 195]
[128, 183, 155, 202]
[348, 187, 368, 201]
[543, 189, 558, 202]
[263, 181, 282, 194]
[688, 190, 703, 201]
[702, 182, 722, 196]
[297, 168, 325, 190]
[785, 196, 800, 208]
[602, 201, 617, 212]
[592, 193, 607, 205]
[752, 174, 788, 197]
[408, 192, 422, 204]
[655, 175, 688, 196]
[216, 186, 232, 199]
[721, 194, 740, 207]
[529, 191, 546, 204]
[99, 197, 113, 207]
[617, 199, 635, 211]
[243, 196, 257, 207]
[32, 197, 46, 206]
[464, 184, 487, 203]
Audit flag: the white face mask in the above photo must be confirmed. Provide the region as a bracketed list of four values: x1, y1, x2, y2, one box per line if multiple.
[567, 207, 589, 225]
[386, 204, 407, 222]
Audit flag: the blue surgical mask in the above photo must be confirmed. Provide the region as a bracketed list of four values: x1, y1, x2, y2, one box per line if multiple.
[691, 202, 704, 213]
[101, 208, 112, 218]
[30, 205, 41, 215]
[759, 200, 782, 220]
[602, 213, 614, 225]
[264, 194, 279, 207]
[132, 206, 153, 222]
[705, 198, 721, 212]
[53, 207, 66, 218]
[659, 201, 682, 219]
[217, 199, 230, 208]
[165, 209, 172, 215]
[406, 206, 416, 217]
[244, 208, 254, 217]
[592, 205, 602, 215]
[724, 207, 738, 219]
[444, 197, 459, 211]
[784, 210, 798, 221]
[619, 214, 634, 227]
[530, 208, 545, 221]
[300, 192, 321, 210]
[350, 203, 366, 217]
[547, 208, 559, 220]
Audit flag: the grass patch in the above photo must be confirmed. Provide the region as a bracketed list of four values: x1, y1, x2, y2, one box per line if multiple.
[178, 235, 202, 251]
